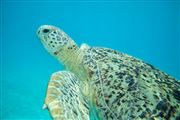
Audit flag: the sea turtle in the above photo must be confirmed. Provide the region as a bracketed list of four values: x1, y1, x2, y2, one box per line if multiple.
[37, 25, 180, 120]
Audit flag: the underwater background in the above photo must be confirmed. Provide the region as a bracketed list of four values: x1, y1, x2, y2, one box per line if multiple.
[1, 0, 179, 119]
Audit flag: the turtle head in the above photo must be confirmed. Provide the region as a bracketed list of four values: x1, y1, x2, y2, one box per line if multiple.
[37, 25, 78, 57]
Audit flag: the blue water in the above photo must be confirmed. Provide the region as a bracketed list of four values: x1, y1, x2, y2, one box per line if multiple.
[1, 0, 179, 119]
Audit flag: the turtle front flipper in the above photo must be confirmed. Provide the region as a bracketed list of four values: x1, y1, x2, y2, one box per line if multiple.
[43, 71, 89, 120]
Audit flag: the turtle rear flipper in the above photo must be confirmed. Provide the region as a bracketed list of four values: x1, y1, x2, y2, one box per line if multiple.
[44, 71, 89, 120]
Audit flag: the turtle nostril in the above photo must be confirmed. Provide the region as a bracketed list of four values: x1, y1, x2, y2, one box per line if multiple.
[37, 30, 40, 34]
[43, 29, 50, 33]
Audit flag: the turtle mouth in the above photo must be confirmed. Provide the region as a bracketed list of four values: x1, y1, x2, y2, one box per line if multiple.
[53, 51, 59, 55]
[53, 48, 63, 56]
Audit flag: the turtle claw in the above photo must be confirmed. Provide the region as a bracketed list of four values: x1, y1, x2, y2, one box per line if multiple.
[42, 104, 47, 109]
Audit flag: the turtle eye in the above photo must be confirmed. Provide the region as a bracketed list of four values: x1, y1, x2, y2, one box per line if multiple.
[43, 29, 50, 33]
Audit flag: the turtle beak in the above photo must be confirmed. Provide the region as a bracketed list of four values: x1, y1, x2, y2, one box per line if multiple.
[37, 29, 40, 35]
[36, 26, 42, 38]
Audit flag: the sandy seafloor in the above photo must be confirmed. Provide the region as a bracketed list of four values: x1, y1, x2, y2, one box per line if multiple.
[1, 0, 179, 119]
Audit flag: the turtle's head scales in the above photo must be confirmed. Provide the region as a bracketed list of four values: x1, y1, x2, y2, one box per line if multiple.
[37, 25, 77, 56]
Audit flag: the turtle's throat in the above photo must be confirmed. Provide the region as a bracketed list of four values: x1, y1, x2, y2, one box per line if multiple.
[56, 46, 83, 70]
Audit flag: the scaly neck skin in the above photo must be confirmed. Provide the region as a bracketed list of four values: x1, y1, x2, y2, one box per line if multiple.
[56, 45, 84, 73]
[55, 43, 91, 98]
[56, 43, 93, 102]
